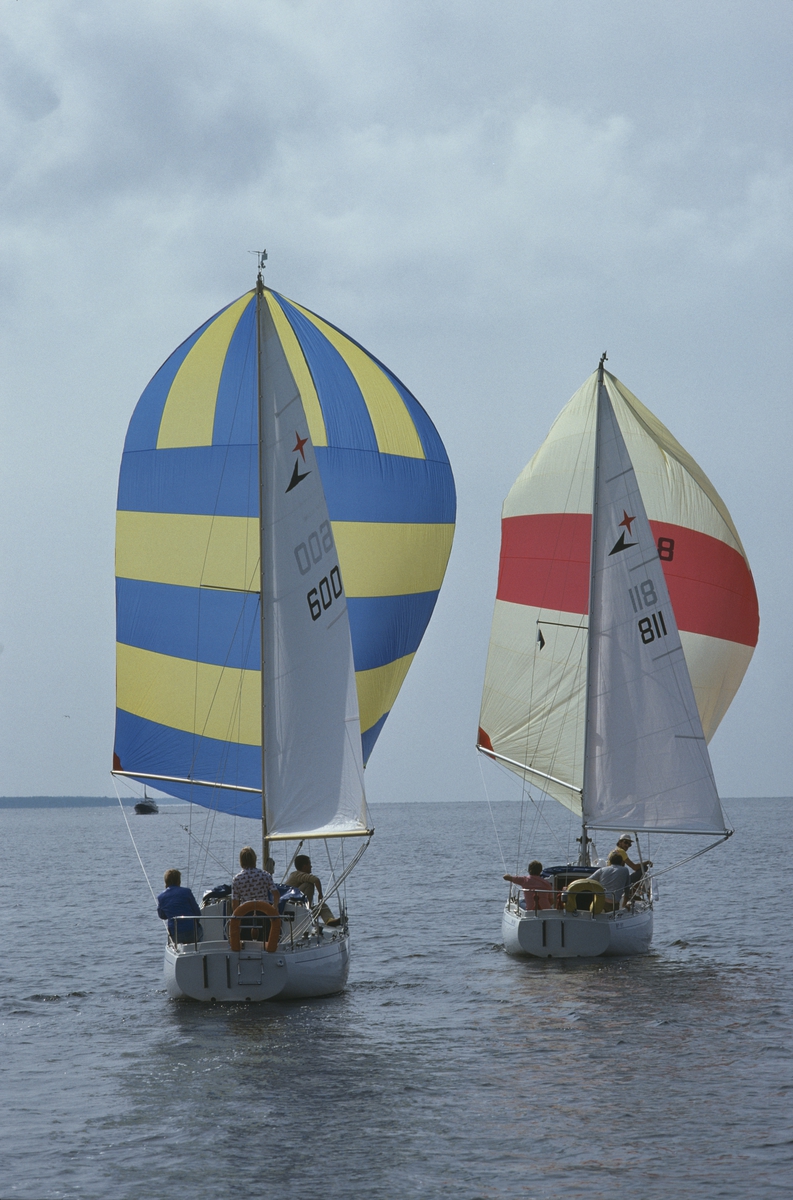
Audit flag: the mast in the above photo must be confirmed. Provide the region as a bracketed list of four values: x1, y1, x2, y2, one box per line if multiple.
[255, 250, 269, 865]
[579, 351, 608, 866]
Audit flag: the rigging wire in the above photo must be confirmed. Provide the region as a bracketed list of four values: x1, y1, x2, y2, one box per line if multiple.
[179, 820, 233, 876]
[478, 752, 507, 873]
[646, 832, 732, 881]
[487, 757, 568, 860]
[113, 781, 157, 901]
[313, 838, 370, 916]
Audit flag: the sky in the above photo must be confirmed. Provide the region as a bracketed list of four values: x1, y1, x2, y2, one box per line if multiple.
[1, 0, 791, 804]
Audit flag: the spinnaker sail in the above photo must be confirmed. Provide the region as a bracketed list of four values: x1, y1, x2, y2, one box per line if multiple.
[114, 288, 456, 821]
[478, 369, 758, 818]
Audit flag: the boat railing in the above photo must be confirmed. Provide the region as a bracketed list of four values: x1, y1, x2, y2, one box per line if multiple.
[508, 884, 652, 918]
[166, 909, 298, 951]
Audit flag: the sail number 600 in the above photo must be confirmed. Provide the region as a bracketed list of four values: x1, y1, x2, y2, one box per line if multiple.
[308, 566, 343, 621]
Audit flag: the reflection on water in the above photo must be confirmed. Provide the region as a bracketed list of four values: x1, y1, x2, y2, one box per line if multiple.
[1, 799, 791, 1199]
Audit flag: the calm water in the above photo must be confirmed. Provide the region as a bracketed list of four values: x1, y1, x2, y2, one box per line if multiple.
[1, 797, 791, 1199]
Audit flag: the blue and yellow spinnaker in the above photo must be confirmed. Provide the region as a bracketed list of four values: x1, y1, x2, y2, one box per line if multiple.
[114, 289, 456, 816]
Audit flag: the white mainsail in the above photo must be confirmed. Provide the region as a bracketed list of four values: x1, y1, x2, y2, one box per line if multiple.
[582, 375, 727, 834]
[259, 295, 369, 839]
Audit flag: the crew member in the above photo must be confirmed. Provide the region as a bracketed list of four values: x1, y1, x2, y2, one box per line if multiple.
[611, 834, 652, 883]
[285, 854, 342, 926]
[157, 868, 202, 943]
[503, 860, 554, 911]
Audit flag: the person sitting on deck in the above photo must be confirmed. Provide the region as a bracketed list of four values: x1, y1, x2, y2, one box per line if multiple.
[287, 854, 343, 926]
[610, 835, 652, 885]
[285, 855, 342, 927]
[503, 861, 554, 912]
[232, 846, 278, 907]
[157, 869, 202, 943]
[231, 847, 280, 944]
[589, 852, 632, 909]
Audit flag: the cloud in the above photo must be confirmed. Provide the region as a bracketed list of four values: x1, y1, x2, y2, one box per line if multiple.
[0, 34, 59, 121]
[0, 0, 791, 796]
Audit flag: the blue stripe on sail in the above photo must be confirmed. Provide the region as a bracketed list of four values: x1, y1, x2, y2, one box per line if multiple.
[378, 364, 452, 466]
[347, 592, 439, 672]
[116, 578, 261, 670]
[273, 296, 379, 453]
[361, 712, 388, 765]
[114, 709, 262, 818]
[300, 309, 453, 467]
[123, 303, 238, 453]
[117, 445, 259, 517]
[212, 297, 257, 448]
[314, 447, 456, 524]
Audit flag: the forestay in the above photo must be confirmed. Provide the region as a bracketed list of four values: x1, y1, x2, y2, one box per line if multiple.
[582, 379, 727, 834]
[259, 298, 368, 839]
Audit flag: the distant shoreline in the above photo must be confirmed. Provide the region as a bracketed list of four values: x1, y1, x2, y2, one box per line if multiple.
[0, 796, 188, 808]
[0, 795, 790, 810]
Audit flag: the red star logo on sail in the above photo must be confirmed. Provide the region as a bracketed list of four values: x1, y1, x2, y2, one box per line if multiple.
[619, 510, 636, 534]
[293, 432, 308, 461]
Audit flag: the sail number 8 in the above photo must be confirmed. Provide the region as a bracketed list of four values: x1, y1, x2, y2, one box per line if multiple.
[308, 567, 343, 621]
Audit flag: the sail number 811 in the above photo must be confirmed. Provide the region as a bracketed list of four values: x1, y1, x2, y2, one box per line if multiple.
[628, 577, 668, 645]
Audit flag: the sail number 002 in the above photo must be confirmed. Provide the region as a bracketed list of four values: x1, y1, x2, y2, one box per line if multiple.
[294, 521, 345, 621]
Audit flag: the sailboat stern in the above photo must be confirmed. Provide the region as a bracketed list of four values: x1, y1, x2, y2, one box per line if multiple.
[164, 933, 350, 1002]
[502, 904, 653, 959]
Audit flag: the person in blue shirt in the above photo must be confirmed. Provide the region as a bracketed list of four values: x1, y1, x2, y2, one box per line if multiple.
[157, 868, 202, 944]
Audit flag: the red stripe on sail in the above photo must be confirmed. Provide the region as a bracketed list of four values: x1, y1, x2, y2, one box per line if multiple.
[497, 514, 758, 647]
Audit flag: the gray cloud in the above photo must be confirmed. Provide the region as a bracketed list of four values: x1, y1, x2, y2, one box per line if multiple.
[0, 0, 791, 800]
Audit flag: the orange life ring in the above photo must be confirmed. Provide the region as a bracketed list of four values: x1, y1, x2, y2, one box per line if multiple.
[228, 900, 281, 953]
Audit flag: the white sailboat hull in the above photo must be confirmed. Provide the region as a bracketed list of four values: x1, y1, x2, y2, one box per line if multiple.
[502, 903, 653, 959]
[164, 931, 350, 1002]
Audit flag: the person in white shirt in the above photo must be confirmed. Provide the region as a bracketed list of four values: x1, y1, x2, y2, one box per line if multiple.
[589, 852, 631, 909]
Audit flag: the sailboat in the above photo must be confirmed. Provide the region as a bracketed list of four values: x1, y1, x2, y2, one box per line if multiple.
[478, 356, 758, 958]
[133, 789, 159, 815]
[113, 257, 455, 999]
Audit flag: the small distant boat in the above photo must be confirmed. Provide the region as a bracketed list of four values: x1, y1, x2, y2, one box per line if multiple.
[478, 355, 758, 958]
[134, 794, 159, 815]
[112, 255, 455, 999]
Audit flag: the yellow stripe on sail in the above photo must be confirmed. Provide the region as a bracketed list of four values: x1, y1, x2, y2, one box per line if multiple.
[116, 643, 261, 746]
[265, 294, 328, 447]
[157, 293, 254, 449]
[355, 653, 415, 733]
[116, 511, 260, 591]
[332, 522, 454, 597]
[292, 302, 425, 459]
